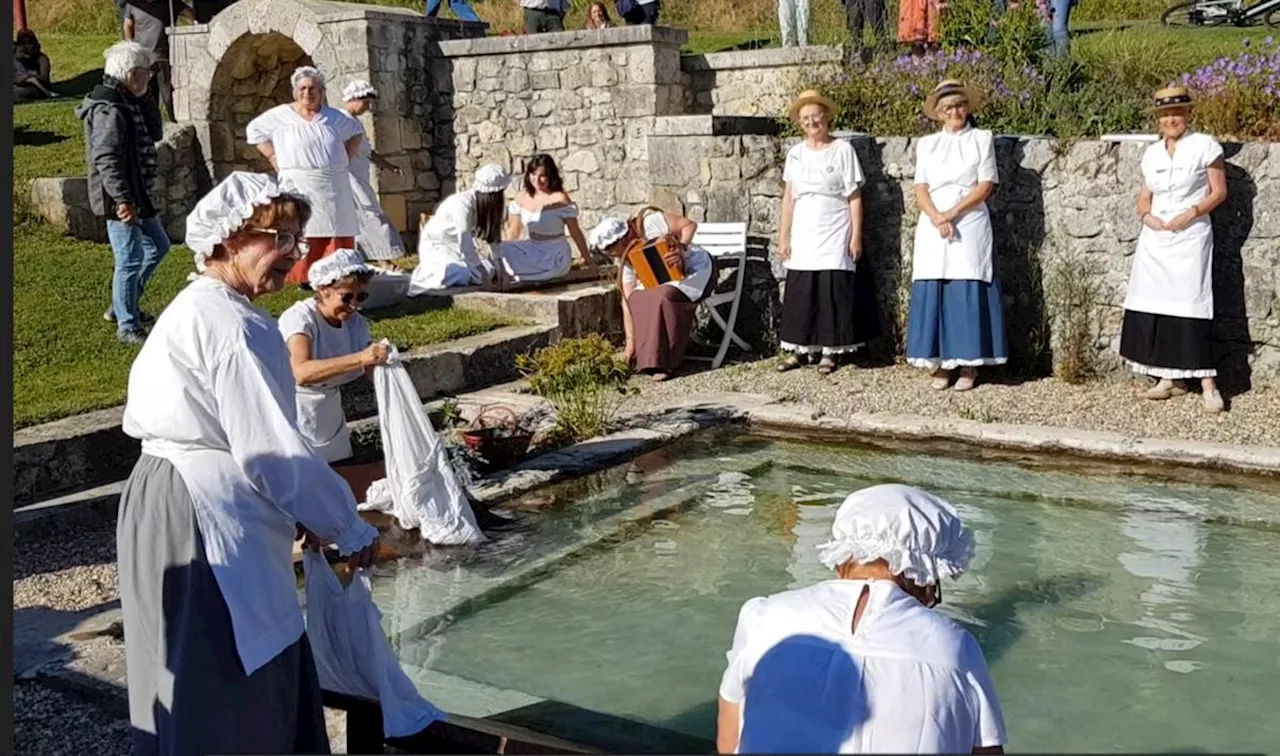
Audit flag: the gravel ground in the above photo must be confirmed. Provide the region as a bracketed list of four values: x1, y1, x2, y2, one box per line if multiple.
[14, 520, 118, 612]
[13, 682, 132, 756]
[634, 359, 1280, 448]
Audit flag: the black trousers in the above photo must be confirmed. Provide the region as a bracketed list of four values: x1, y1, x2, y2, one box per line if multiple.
[523, 7, 566, 33]
[149, 60, 175, 123]
[844, 0, 887, 50]
[623, 1, 661, 24]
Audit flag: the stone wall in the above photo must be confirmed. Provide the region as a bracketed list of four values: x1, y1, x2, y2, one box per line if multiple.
[649, 123, 1280, 385]
[681, 45, 843, 118]
[428, 25, 688, 228]
[28, 124, 208, 243]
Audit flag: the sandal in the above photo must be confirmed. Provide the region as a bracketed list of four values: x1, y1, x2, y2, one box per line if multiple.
[952, 368, 977, 392]
[931, 370, 951, 391]
[776, 355, 803, 372]
[816, 357, 837, 375]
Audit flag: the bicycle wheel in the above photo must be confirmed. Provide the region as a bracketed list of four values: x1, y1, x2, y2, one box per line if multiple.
[1161, 0, 1231, 26]
[1267, 5, 1280, 27]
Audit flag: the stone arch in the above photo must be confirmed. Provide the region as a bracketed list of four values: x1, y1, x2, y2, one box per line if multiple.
[208, 32, 314, 176]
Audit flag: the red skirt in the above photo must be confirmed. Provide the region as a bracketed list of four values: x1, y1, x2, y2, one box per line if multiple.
[287, 236, 357, 286]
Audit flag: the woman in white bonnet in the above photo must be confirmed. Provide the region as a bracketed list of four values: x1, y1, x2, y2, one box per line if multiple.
[340, 79, 408, 270]
[717, 484, 1006, 754]
[408, 163, 510, 294]
[118, 172, 379, 755]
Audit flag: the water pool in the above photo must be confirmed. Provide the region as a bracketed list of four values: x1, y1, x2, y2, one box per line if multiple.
[368, 431, 1280, 752]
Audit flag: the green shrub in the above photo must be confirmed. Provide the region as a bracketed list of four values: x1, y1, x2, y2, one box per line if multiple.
[515, 335, 636, 443]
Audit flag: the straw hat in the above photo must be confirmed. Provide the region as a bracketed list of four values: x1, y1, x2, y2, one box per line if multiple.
[786, 89, 837, 122]
[1152, 86, 1194, 112]
[923, 79, 982, 122]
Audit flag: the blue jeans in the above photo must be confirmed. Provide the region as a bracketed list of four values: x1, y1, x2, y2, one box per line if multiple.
[107, 216, 170, 334]
[1046, 0, 1071, 55]
[425, 0, 481, 22]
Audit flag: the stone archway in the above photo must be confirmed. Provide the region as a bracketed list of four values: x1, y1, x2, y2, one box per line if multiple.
[208, 32, 313, 177]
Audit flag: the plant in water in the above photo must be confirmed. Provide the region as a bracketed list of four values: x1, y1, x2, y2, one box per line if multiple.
[516, 335, 636, 443]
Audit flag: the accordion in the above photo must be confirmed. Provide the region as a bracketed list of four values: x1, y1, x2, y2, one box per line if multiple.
[623, 236, 684, 289]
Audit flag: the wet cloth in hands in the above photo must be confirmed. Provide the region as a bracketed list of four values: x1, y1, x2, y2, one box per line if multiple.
[302, 550, 445, 737]
[360, 341, 486, 544]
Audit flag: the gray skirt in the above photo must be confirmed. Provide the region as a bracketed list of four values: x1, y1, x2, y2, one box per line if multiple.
[117, 453, 330, 755]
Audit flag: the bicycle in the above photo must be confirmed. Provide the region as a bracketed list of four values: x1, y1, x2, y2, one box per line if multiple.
[1161, 0, 1280, 27]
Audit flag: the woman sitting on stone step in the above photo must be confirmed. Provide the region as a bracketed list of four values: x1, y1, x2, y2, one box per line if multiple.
[497, 153, 600, 290]
[408, 163, 510, 294]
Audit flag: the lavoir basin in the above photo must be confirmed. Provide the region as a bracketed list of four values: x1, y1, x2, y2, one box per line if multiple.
[363, 429, 1280, 753]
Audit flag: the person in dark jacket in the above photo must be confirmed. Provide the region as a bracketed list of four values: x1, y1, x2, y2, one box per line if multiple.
[76, 41, 170, 345]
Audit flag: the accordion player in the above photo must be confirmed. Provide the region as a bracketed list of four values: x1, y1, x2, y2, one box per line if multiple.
[622, 235, 686, 290]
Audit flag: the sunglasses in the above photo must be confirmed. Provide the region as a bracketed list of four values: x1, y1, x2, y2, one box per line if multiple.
[340, 291, 370, 306]
[246, 228, 304, 258]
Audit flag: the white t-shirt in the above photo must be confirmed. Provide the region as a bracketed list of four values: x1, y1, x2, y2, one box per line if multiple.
[720, 579, 1007, 754]
[783, 140, 864, 272]
[278, 299, 372, 462]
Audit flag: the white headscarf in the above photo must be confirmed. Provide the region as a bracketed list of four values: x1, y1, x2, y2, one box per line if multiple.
[342, 79, 377, 102]
[472, 163, 511, 194]
[185, 172, 303, 273]
[308, 249, 374, 289]
[816, 484, 975, 586]
[588, 217, 628, 251]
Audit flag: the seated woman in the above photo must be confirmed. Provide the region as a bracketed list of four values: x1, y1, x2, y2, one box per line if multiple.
[408, 163, 510, 295]
[497, 154, 599, 288]
[278, 249, 391, 496]
[14, 29, 55, 101]
[588, 209, 715, 382]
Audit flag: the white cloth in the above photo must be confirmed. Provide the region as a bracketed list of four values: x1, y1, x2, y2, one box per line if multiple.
[185, 171, 289, 273]
[246, 104, 364, 238]
[340, 111, 406, 261]
[360, 343, 486, 544]
[122, 276, 378, 675]
[1123, 132, 1222, 320]
[496, 202, 578, 282]
[621, 212, 715, 302]
[911, 127, 999, 282]
[408, 190, 493, 294]
[277, 299, 373, 464]
[302, 551, 446, 737]
[783, 140, 864, 272]
[817, 484, 974, 581]
[719, 579, 1007, 753]
[777, 0, 810, 47]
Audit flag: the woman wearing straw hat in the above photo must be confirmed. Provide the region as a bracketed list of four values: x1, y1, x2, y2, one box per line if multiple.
[340, 79, 408, 271]
[1119, 86, 1228, 413]
[775, 89, 880, 376]
[905, 80, 1007, 392]
[716, 484, 1007, 754]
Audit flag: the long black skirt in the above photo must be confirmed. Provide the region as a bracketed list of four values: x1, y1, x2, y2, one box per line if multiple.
[1118, 309, 1217, 379]
[778, 267, 881, 355]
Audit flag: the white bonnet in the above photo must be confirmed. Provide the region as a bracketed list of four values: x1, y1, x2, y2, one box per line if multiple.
[185, 172, 302, 272]
[817, 484, 975, 586]
[472, 163, 511, 194]
[309, 249, 374, 288]
[343, 79, 377, 102]
[291, 66, 326, 91]
[588, 217, 628, 250]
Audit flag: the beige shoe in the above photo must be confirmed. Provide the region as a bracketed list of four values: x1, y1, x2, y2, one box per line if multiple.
[1203, 390, 1225, 414]
[1144, 379, 1186, 400]
[931, 370, 951, 391]
[952, 369, 977, 392]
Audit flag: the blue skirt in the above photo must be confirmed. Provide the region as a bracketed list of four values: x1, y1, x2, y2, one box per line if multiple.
[905, 279, 1008, 370]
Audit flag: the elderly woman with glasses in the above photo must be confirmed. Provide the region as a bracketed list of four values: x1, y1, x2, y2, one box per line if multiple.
[279, 249, 391, 467]
[717, 484, 1007, 754]
[247, 66, 365, 286]
[117, 172, 380, 755]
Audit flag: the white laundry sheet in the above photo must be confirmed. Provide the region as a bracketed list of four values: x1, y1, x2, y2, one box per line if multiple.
[358, 342, 487, 545]
[303, 550, 445, 738]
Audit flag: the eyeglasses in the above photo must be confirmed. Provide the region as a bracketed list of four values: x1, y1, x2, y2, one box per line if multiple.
[246, 228, 303, 258]
[341, 292, 370, 306]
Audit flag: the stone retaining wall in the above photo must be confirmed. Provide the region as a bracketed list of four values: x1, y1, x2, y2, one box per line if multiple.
[648, 122, 1280, 384]
[681, 45, 842, 118]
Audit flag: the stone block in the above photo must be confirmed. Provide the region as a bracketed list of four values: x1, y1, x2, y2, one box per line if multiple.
[710, 157, 741, 181]
[29, 177, 108, 243]
[451, 59, 477, 92]
[530, 71, 560, 91]
[613, 86, 655, 118]
[750, 195, 781, 236]
[500, 99, 530, 120]
[536, 127, 567, 151]
[704, 184, 750, 222]
[505, 68, 530, 93]
[569, 123, 602, 147]
[562, 150, 601, 174]
[381, 192, 408, 232]
[648, 138, 699, 186]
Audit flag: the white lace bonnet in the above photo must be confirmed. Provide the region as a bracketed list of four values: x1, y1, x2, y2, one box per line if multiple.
[343, 79, 377, 102]
[817, 484, 975, 586]
[588, 217, 628, 251]
[308, 249, 374, 289]
[472, 163, 511, 194]
[186, 172, 303, 273]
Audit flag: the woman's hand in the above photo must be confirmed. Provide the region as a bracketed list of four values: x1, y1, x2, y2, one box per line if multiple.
[360, 342, 391, 368]
[848, 236, 863, 262]
[1164, 209, 1197, 233]
[935, 220, 956, 240]
[778, 241, 791, 263]
[624, 340, 636, 365]
[1141, 213, 1167, 232]
[661, 237, 686, 275]
[346, 537, 380, 571]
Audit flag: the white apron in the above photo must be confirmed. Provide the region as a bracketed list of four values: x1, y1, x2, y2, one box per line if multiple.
[296, 386, 353, 463]
[347, 132, 405, 261]
[910, 127, 998, 283]
[283, 167, 360, 239]
[1123, 133, 1219, 321]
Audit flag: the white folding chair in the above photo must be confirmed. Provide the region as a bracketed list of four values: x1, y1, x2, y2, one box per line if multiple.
[690, 222, 751, 369]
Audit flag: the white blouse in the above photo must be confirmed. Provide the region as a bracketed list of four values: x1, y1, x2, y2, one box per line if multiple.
[122, 276, 378, 675]
[278, 299, 373, 463]
[720, 579, 1006, 753]
[911, 127, 999, 282]
[783, 139, 864, 272]
[508, 201, 579, 238]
